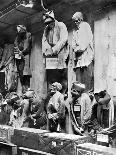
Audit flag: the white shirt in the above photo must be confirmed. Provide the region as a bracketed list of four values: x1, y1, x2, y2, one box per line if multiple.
[72, 22, 94, 67]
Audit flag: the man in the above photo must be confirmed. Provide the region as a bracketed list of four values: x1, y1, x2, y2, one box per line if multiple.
[70, 82, 93, 134]
[47, 82, 65, 132]
[30, 98, 47, 129]
[42, 10, 68, 69]
[7, 92, 21, 127]
[14, 25, 32, 92]
[42, 10, 68, 89]
[72, 12, 94, 91]
[93, 89, 111, 128]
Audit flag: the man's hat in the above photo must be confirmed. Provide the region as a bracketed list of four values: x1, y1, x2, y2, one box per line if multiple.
[43, 10, 55, 23]
[72, 12, 83, 21]
[17, 25, 26, 32]
[72, 81, 85, 92]
[94, 87, 106, 94]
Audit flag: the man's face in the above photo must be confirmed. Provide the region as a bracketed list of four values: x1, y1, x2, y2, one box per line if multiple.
[50, 85, 57, 94]
[17, 26, 26, 37]
[73, 19, 81, 28]
[71, 88, 81, 98]
[44, 17, 55, 29]
[48, 21, 55, 29]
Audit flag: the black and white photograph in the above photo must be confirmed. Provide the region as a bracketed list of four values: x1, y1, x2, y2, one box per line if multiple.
[0, 0, 116, 154]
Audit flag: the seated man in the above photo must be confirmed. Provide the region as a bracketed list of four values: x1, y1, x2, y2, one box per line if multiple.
[87, 89, 111, 136]
[8, 89, 36, 128]
[47, 82, 66, 132]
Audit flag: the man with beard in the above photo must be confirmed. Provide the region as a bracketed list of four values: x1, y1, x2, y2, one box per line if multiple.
[14, 25, 32, 93]
[47, 82, 66, 132]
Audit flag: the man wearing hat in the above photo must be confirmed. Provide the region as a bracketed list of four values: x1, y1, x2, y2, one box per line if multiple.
[93, 89, 111, 128]
[42, 10, 68, 69]
[47, 82, 66, 132]
[70, 81, 92, 133]
[72, 12, 94, 91]
[42, 11, 68, 91]
[14, 25, 32, 94]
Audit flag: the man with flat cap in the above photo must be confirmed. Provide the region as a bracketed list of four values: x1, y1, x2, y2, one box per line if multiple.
[70, 81, 93, 134]
[14, 25, 32, 94]
[42, 10, 68, 92]
[72, 12, 94, 91]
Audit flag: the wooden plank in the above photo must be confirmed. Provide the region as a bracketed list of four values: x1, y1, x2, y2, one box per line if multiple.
[75, 143, 116, 155]
[18, 147, 55, 155]
[0, 141, 17, 155]
[0, 125, 14, 142]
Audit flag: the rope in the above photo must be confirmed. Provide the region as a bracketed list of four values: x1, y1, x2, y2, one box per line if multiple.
[41, 0, 48, 11]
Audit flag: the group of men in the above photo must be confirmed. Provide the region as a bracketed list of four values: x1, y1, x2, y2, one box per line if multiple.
[41, 10, 112, 134]
[0, 9, 112, 135]
[13, 10, 94, 93]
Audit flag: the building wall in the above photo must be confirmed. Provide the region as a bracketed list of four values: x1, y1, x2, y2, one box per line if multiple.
[30, 31, 47, 99]
[94, 6, 116, 97]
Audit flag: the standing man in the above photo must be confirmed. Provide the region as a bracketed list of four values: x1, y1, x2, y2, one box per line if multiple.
[42, 10, 68, 89]
[72, 12, 94, 91]
[47, 82, 66, 132]
[14, 25, 32, 93]
[70, 82, 93, 134]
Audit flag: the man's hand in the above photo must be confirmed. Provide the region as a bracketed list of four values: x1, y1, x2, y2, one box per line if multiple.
[74, 46, 83, 53]
[52, 52, 57, 56]
[29, 115, 34, 120]
[31, 114, 36, 118]
[14, 46, 19, 50]
[19, 51, 24, 57]
[48, 114, 56, 120]
[52, 47, 58, 56]
[48, 114, 53, 119]
[46, 48, 53, 56]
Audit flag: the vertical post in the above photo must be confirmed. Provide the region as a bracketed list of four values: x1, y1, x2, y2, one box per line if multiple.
[66, 45, 76, 134]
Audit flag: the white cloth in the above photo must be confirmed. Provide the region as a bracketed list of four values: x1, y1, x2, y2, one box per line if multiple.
[72, 22, 94, 68]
